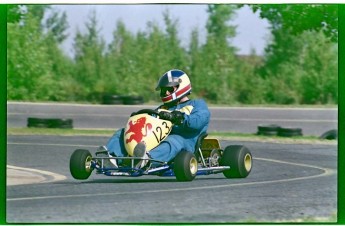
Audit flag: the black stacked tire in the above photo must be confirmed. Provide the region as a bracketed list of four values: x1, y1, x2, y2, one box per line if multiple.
[257, 124, 280, 136]
[27, 118, 73, 129]
[48, 118, 73, 128]
[27, 118, 50, 128]
[278, 127, 303, 137]
[220, 145, 252, 178]
[122, 95, 144, 105]
[102, 94, 123, 105]
[102, 94, 144, 105]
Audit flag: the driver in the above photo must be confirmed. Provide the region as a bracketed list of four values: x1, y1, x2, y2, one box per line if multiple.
[97, 69, 210, 168]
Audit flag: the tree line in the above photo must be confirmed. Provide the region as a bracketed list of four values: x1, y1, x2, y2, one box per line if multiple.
[7, 4, 338, 105]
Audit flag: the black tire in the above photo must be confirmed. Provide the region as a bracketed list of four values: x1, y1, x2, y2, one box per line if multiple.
[102, 94, 123, 105]
[48, 118, 73, 129]
[27, 118, 49, 128]
[70, 149, 93, 180]
[278, 127, 303, 137]
[257, 124, 280, 136]
[27, 118, 73, 129]
[319, 129, 337, 140]
[28, 123, 49, 128]
[173, 151, 198, 182]
[220, 145, 252, 178]
[122, 95, 144, 105]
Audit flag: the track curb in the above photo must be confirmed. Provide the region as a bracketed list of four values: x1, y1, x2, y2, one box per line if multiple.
[7, 165, 67, 186]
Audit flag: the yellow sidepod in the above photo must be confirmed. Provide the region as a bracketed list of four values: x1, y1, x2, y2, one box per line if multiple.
[124, 113, 172, 156]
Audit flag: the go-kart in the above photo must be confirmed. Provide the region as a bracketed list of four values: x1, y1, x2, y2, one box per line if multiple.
[69, 109, 252, 181]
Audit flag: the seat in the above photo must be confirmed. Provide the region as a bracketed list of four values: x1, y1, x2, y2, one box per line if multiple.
[194, 132, 208, 167]
[194, 132, 208, 153]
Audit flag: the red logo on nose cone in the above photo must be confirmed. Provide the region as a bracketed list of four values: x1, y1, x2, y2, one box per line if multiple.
[125, 117, 152, 144]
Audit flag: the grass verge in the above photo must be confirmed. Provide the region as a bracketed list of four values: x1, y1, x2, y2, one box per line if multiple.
[7, 127, 115, 136]
[7, 127, 337, 145]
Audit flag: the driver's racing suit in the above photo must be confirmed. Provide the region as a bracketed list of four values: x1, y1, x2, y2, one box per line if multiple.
[105, 99, 210, 163]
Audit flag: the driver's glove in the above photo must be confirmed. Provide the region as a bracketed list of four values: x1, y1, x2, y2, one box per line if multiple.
[158, 111, 173, 121]
[170, 111, 184, 125]
[159, 111, 184, 125]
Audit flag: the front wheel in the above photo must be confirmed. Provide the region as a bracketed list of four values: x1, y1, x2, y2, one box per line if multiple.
[173, 151, 198, 182]
[220, 145, 252, 178]
[70, 149, 93, 180]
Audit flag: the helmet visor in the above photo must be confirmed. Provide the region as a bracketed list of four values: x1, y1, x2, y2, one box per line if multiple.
[160, 86, 176, 97]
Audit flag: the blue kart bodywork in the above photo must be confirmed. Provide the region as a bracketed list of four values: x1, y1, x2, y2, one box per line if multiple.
[92, 155, 230, 177]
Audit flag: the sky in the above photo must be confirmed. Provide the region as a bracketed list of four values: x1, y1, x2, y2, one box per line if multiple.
[50, 4, 271, 57]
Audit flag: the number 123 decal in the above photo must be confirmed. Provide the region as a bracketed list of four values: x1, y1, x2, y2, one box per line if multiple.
[152, 121, 171, 143]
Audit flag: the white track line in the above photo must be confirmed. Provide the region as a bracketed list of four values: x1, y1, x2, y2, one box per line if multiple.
[7, 165, 67, 186]
[7, 157, 335, 202]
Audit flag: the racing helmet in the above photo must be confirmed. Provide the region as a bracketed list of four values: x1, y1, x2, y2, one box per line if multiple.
[155, 69, 192, 104]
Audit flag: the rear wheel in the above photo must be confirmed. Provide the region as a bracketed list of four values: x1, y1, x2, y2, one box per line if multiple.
[173, 151, 198, 182]
[220, 145, 252, 178]
[70, 149, 93, 180]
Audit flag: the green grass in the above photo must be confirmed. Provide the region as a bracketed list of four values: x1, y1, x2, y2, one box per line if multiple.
[7, 127, 337, 145]
[208, 131, 337, 144]
[7, 127, 115, 136]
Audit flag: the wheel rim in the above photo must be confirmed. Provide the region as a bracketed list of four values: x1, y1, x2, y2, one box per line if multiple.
[243, 153, 252, 172]
[85, 156, 92, 173]
[190, 157, 198, 175]
[210, 149, 221, 166]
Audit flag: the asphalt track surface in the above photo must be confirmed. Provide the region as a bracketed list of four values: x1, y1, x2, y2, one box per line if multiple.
[7, 102, 338, 136]
[7, 135, 337, 223]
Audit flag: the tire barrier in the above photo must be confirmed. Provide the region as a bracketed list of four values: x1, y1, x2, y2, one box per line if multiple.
[277, 127, 303, 137]
[102, 94, 144, 105]
[122, 95, 144, 105]
[27, 117, 73, 129]
[257, 124, 281, 136]
[27, 118, 50, 128]
[102, 94, 123, 105]
[257, 124, 303, 137]
[319, 129, 337, 140]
